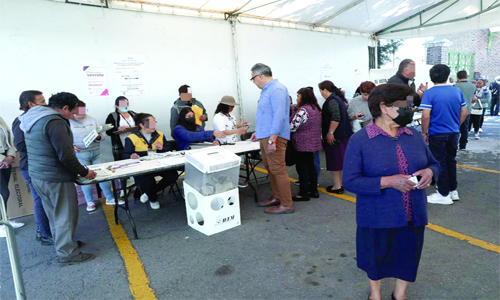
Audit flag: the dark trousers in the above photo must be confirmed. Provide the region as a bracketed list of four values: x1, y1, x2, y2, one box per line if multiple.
[491, 97, 499, 116]
[470, 109, 486, 133]
[295, 151, 318, 196]
[134, 170, 179, 202]
[459, 115, 470, 149]
[21, 170, 51, 237]
[428, 133, 459, 196]
[0, 167, 11, 205]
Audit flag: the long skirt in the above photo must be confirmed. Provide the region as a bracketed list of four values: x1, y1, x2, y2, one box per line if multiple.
[356, 222, 425, 282]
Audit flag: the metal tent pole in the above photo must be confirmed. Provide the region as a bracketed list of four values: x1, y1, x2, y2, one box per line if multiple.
[229, 15, 245, 123]
[0, 195, 26, 300]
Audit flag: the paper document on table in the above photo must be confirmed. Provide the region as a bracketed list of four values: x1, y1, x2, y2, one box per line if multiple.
[83, 129, 99, 148]
[191, 105, 203, 126]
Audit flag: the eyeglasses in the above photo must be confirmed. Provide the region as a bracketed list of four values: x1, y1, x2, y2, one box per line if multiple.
[250, 74, 260, 82]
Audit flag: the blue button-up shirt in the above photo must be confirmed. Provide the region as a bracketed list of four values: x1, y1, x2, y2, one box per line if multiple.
[255, 79, 290, 140]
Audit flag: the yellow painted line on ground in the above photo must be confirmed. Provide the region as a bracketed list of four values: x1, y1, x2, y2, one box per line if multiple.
[254, 166, 500, 254]
[102, 204, 158, 300]
[426, 222, 500, 254]
[457, 164, 500, 174]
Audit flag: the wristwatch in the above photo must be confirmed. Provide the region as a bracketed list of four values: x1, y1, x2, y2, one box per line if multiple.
[268, 139, 277, 145]
[329, 131, 334, 135]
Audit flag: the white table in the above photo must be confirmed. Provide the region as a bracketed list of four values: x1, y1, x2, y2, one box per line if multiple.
[77, 141, 261, 239]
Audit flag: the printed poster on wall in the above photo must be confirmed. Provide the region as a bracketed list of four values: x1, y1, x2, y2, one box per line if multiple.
[113, 55, 148, 96]
[83, 66, 109, 96]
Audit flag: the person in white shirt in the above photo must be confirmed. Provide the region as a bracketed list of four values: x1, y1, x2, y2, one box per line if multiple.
[212, 96, 249, 144]
[70, 100, 124, 212]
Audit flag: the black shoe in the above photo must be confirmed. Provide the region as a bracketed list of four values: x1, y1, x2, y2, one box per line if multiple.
[36, 230, 42, 241]
[40, 236, 54, 246]
[292, 195, 310, 201]
[58, 253, 95, 266]
[326, 186, 344, 194]
[308, 191, 320, 198]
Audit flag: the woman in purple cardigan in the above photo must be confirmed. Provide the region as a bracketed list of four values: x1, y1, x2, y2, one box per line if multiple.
[290, 87, 322, 201]
[343, 84, 440, 300]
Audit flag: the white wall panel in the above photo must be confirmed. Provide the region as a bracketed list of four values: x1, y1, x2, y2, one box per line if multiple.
[0, 0, 370, 162]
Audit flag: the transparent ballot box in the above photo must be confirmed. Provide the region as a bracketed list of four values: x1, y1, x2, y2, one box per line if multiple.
[184, 147, 241, 196]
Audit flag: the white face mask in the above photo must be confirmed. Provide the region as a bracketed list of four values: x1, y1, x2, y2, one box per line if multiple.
[119, 106, 129, 113]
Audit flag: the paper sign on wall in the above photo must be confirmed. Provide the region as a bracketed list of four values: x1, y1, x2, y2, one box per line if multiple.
[83, 66, 109, 96]
[113, 55, 148, 96]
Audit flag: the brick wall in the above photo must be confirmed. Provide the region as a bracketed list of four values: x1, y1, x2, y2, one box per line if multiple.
[437, 29, 500, 82]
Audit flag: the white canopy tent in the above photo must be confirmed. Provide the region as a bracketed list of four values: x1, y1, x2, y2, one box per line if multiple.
[66, 0, 500, 38]
[1, 0, 498, 161]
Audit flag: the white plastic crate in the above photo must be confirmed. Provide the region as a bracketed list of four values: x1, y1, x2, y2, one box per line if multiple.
[184, 182, 240, 236]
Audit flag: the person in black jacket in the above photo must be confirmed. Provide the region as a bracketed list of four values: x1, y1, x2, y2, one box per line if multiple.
[12, 90, 52, 245]
[388, 59, 427, 107]
[105, 96, 137, 197]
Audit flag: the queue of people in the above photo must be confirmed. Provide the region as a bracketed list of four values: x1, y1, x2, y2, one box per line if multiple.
[0, 60, 493, 300]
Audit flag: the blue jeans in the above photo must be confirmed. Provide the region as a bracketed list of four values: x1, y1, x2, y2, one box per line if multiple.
[75, 150, 114, 203]
[313, 150, 321, 181]
[428, 133, 459, 196]
[491, 97, 499, 116]
[20, 170, 52, 237]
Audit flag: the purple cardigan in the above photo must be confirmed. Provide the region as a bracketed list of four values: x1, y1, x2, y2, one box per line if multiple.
[290, 104, 322, 152]
[343, 126, 440, 229]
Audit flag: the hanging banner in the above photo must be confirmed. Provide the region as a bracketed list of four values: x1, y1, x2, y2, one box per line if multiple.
[83, 66, 109, 96]
[113, 55, 148, 96]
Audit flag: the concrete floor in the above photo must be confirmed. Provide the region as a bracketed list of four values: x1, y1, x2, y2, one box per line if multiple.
[1, 116, 499, 300]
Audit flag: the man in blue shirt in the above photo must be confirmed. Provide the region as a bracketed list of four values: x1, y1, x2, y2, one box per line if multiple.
[421, 64, 468, 205]
[249, 63, 294, 214]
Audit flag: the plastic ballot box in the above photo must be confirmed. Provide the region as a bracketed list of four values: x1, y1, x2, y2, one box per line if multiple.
[183, 147, 241, 236]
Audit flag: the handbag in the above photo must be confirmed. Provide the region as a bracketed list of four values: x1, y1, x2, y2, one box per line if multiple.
[471, 100, 483, 116]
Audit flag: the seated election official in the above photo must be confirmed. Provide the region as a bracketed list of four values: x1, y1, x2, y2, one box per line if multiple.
[123, 113, 178, 210]
[173, 108, 225, 150]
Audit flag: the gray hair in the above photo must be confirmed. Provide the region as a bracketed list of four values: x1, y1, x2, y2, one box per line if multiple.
[398, 59, 414, 74]
[251, 63, 272, 77]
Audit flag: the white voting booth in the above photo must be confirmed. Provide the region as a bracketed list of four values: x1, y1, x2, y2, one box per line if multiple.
[183, 147, 241, 236]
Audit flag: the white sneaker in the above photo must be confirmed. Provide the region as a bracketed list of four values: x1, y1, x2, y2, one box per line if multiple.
[106, 198, 125, 205]
[120, 190, 126, 198]
[474, 133, 480, 140]
[9, 220, 25, 229]
[0, 225, 5, 238]
[450, 190, 459, 201]
[86, 202, 96, 212]
[140, 193, 149, 203]
[470, 128, 474, 133]
[479, 128, 483, 133]
[149, 201, 160, 210]
[427, 192, 453, 205]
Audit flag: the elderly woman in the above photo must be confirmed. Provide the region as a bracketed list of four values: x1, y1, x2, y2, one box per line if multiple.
[173, 108, 225, 150]
[212, 96, 248, 144]
[290, 87, 322, 201]
[343, 83, 440, 300]
[348, 81, 376, 133]
[319, 80, 353, 194]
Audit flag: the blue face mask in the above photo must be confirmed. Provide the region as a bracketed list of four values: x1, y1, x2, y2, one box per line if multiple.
[119, 107, 129, 113]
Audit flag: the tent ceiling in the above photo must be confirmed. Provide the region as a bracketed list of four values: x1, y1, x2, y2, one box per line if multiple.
[67, 0, 500, 38]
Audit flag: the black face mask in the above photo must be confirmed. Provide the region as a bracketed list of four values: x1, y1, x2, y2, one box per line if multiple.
[392, 107, 414, 127]
[186, 117, 196, 124]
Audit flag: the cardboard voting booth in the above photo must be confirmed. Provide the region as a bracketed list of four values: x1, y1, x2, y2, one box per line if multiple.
[183, 147, 241, 236]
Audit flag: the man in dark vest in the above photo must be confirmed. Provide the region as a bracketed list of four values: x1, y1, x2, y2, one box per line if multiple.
[19, 92, 97, 265]
[388, 59, 427, 107]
